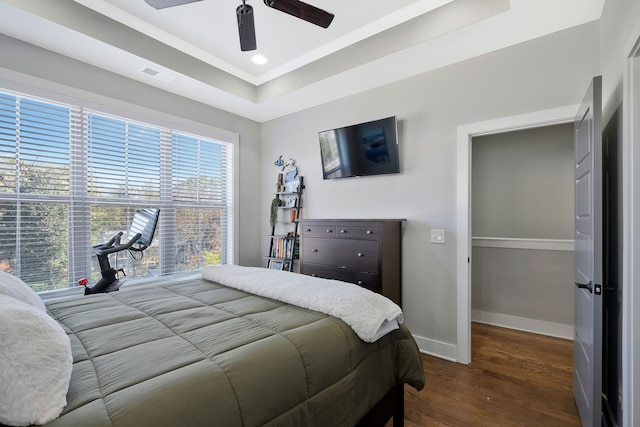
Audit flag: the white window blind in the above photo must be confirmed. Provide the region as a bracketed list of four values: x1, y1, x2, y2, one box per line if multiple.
[87, 115, 161, 199]
[171, 133, 232, 271]
[0, 90, 233, 292]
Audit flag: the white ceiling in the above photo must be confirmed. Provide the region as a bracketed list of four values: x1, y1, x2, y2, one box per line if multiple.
[0, 0, 605, 122]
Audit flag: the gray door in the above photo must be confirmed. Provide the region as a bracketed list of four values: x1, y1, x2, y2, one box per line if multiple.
[573, 76, 603, 427]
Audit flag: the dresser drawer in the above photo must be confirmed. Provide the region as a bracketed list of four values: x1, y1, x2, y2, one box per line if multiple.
[298, 218, 404, 306]
[301, 224, 336, 237]
[301, 264, 381, 294]
[301, 238, 378, 271]
[335, 225, 379, 240]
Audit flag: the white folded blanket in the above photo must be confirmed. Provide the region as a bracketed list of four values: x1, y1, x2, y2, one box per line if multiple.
[201, 265, 403, 343]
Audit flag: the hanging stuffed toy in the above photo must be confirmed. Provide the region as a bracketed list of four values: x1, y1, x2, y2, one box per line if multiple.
[273, 155, 284, 168]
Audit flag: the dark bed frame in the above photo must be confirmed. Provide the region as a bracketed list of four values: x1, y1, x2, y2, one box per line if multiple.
[356, 384, 405, 427]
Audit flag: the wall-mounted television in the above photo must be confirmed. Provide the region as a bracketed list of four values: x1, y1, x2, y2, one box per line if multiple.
[318, 116, 399, 179]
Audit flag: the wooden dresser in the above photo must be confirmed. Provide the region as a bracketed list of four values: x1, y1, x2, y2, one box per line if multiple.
[299, 219, 404, 306]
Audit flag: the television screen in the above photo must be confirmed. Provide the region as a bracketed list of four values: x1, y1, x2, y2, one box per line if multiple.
[318, 116, 399, 179]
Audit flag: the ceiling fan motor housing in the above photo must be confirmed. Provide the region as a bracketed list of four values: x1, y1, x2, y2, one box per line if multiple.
[237, 2, 257, 51]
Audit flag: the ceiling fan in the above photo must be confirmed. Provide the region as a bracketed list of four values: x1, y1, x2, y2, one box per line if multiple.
[144, 0, 335, 52]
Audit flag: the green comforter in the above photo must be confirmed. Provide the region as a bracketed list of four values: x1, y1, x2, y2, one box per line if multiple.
[43, 276, 424, 426]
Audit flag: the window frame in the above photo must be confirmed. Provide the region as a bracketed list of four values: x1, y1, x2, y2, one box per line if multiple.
[0, 86, 239, 297]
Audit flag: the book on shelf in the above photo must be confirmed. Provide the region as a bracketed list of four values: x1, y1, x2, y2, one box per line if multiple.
[270, 237, 295, 259]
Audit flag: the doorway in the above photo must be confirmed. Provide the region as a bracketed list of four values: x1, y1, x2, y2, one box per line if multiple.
[470, 124, 575, 339]
[456, 105, 579, 364]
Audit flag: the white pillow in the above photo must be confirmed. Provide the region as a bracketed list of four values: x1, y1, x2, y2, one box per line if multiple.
[0, 270, 46, 313]
[0, 294, 72, 426]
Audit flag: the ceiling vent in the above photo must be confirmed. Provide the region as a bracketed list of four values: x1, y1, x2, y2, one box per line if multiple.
[138, 66, 176, 83]
[141, 67, 159, 76]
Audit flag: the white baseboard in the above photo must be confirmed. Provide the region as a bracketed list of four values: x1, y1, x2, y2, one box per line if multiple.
[410, 312, 573, 364]
[412, 334, 459, 362]
[472, 310, 573, 340]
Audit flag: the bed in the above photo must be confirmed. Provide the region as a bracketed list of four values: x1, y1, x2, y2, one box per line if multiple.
[0, 266, 424, 427]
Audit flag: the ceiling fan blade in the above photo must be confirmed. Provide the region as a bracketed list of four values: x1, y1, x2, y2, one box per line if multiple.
[144, 0, 203, 10]
[237, 4, 257, 51]
[263, 0, 334, 28]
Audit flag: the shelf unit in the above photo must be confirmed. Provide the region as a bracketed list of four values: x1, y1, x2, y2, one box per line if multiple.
[264, 176, 304, 272]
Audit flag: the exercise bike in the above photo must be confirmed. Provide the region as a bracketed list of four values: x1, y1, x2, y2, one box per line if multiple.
[80, 208, 160, 295]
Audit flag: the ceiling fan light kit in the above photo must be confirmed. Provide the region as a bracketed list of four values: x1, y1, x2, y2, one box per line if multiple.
[145, 0, 334, 52]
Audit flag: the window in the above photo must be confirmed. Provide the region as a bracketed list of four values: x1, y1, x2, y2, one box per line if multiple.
[0, 90, 233, 292]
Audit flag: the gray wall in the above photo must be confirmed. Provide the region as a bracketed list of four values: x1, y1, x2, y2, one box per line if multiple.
[261, 23, 600, 349]
[471, 247, 574, 324]
[472, 125, 574, 239]
[471, 125, 574, 329]
[0, 34, 263, 268]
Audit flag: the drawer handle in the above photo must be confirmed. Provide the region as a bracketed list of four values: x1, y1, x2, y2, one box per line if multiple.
[340, 229, 347, 234]
[366, 230, 373, 235]
[357, 252, 364, 257]
[312, 249, 318, 253]
[326, 229, 333, 233]
[305, 228, 311, 232]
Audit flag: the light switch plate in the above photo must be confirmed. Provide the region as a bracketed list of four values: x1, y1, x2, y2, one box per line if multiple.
[431, 229, 445, 244]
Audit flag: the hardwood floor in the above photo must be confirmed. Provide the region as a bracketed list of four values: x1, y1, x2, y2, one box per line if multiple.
[398, 322, 581, 426]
